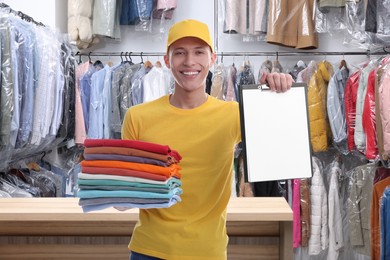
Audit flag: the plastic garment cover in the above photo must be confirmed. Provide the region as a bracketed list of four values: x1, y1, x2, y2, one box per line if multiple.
[300, 178, 311, 247]
[0, 190, 11, 197]
[131, 65, 151, 107]
[315, 0, 346, 34]
[236, 62, 255, 102]
[92, 0, 121, 39]
[135, 0, 154, 32]
[58, 40, 76, 140]
[370, 176, 390, 260]
[375, 0, 390, 45]
[347, 164, 376, 256]
[210, 63, 226, 100]
[326, 160, 344, 260]
[362, 68, 378, 160]
[354, 60, 377, 153]
[0, 16, 14, 149]
[68, 0, 99, 49]
[8, 17, 34, 149]
[378, 63, 390, 157]
[30, 26, 62, 147]
[142, 64, 174, 103]
[27, 170, 57, 197]
[225, 64, 237, 102]
[308, 157, 328, 255]
[223, 0, 268, 35]
[0, 178, 33, 197]
[297, 60, 316, 84]
[257, 59, 272, 83]
[344, 0, 370, 49]
[344, 69, 361, 152]
[1, 171, 41, 197]
[307, 61, 334, 152]
[287, 60, 306, 82]
[152, 0, 177, 20]
[267, 0, 318, 49]
[327, 65, 349, 146]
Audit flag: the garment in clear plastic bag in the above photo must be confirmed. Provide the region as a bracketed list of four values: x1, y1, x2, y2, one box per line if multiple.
[307, 61, 334, 152]
[267, 0, 318, 49]
[344, 0, 370, 49]
[315, 0, 346, 34]
[135, 0, 154, 32]
[210, 63, 226, 100]
[327, 62, 349, 152]
[2, 170, 41, 197]
[68, 0, 99, 49]
[92, 0, 121, 39]
[153, 0, 177, 20]
[0, 178, 33, 197]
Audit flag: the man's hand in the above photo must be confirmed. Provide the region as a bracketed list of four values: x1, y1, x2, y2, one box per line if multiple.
[259, 71, 294, 93]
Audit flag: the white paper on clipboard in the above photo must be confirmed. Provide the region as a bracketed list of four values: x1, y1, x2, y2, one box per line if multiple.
[239, 83, 313, 182]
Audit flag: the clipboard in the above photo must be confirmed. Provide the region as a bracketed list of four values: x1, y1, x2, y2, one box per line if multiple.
[239, 83, 313, 182]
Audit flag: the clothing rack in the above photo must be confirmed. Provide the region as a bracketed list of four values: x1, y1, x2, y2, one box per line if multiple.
[0, 3, 45, 27]
[76, 49, 390, 59]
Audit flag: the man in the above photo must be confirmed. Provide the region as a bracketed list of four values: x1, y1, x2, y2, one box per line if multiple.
[122, 19, 293, 260]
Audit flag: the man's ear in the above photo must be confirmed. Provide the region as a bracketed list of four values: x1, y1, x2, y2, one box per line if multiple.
[164, 55, 170, 68]
[210, 52, 217, 66]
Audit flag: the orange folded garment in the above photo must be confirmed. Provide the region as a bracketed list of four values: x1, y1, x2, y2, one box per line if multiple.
[81, 160, 182, 178]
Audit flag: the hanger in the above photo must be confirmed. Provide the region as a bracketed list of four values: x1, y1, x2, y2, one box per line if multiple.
[88, 52, 92, 64]
[155, 56, 162, 68]
[339, 58, 349, 72]
[75, 51, 82, 65]
[128, 52, 134, 64]
[106, 54, 113, 67]
[142, 52, 153, 68]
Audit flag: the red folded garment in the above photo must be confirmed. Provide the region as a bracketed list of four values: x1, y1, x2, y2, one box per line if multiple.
[84, 139, 182, 162]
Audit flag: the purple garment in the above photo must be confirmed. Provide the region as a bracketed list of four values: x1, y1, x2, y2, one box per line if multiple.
[374, 167, 390, 184]
[83, 153, 168, 166]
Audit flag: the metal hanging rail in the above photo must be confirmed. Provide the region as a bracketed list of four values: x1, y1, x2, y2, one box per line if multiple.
[0, 3, 45, 27]
[76, 49, 389, 58]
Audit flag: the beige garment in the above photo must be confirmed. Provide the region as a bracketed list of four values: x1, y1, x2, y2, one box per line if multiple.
[248, 0, 268, 35]
[300, 178, 311, 247]
[267, 0, 318, 49]
[224, 0, 246, 34]
[375, 68, 385, 159]
[210, 64, 225, 100]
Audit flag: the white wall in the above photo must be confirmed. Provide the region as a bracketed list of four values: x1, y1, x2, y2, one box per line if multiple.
[2, 0, 67, 33]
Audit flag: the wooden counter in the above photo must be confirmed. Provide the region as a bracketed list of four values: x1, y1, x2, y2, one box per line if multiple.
[0, 197, 292, 260]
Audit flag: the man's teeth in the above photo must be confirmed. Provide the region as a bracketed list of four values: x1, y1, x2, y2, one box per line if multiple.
[183, 71, 198, 75]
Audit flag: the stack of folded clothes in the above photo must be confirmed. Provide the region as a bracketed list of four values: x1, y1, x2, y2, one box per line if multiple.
[77, 139, 182, 212]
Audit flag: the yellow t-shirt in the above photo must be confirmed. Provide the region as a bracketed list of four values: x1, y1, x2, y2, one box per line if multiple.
[122, 95, 241, 260]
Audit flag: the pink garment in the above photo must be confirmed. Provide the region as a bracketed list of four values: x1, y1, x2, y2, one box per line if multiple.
[153, 0, 177, 19]
[379, 66, 390, 154]
[293, 179, 301, 248]
[225, 65, 237, 101]
[74, 62, 90, 145]
[362, 68, 378, 160]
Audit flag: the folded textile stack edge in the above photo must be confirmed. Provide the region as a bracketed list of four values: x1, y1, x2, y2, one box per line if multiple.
[77, 139, 183, 212]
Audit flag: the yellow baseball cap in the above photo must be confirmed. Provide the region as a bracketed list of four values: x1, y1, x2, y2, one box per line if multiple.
[166, 19, 214, 52]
